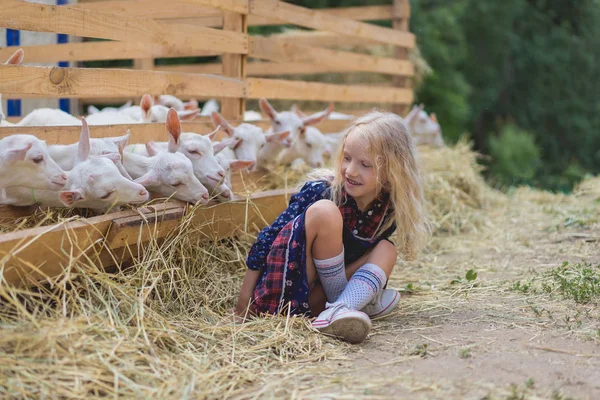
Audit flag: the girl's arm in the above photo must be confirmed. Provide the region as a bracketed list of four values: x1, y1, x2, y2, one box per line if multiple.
[234, 268, 261, 318]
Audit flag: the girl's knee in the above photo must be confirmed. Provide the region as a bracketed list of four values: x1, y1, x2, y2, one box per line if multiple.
[306, 199, 342, 227]
[376, 239, 398, 259]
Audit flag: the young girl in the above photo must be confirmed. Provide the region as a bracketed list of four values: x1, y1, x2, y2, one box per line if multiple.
[235, 111, 428, 344]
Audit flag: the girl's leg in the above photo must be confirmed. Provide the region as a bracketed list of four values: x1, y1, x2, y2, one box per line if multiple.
[345, 240, 398, 281]
[334, 240, 398, 311]
[304, 200, 345, 313]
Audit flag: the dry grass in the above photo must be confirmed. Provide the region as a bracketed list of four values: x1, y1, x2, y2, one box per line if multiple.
[2, 141, 599, 398]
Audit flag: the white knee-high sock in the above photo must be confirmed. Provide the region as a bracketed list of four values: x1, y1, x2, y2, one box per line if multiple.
[314, 248, 347, 302]
[335, 263, 386, 310]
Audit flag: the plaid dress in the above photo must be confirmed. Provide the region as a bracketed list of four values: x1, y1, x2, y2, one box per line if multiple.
[246, 180, 395, 317]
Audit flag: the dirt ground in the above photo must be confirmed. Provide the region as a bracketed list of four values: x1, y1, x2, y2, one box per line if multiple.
[242, 188, 600, 399]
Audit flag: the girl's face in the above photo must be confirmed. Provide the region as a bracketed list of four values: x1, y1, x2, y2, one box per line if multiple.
[340, 131, 379, 210]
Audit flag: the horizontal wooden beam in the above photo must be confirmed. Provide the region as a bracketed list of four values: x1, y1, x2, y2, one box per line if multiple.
[249, 37, 413, 76]
[0, 189, 290, 287]
[0, 42, 220, 64]
[0, 119, 350, 145]
[246, 78, 413, 104]
[70, 0, 221, 19]
[70, 3, 402, 23]
[247, 0, 414, 48]
[0, 0, 247, 55]
[0, 65, 245, 99]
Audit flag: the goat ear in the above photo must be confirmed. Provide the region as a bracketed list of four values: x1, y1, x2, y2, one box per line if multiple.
[109, 130, 131, 148]
[4, 142, 32, 161]
[5, 48, 24, 65]
[184, 99, 198, 110]
[211, 112, 235, 137]
[404, 105, 420, 123]
[291, 104, 307, 118]
[134, 170, 159, 187]
[430, 113, 438, 123]
[259, 98, 277, 121]
[166, 108, 181, 153]
[302, 103, 334, 126]
[213, 141, 229, 155]
[59, 189, 85, 207]
[265, 130, 290, 143]
[145, 141, 162, 156]
[76, 117, 91, 164]
[95, 152, 121, 164]
[177, 109, 199, 121]
[229, 160, 254, 171]
[206, 126, 220, 141]
[141, 94, 153, 119]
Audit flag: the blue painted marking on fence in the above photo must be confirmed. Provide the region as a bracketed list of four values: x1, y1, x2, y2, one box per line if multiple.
[57, 0, 71, 113]
[6, 29, 22, 117]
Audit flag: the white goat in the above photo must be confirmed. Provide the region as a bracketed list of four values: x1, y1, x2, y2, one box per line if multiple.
[210, 111, 290, 172]
[154, 95, 198, 112]
[122, 111, 210, 204]
[199, 99, 219, 116]
[120, 94, 199, 123]
[258, 99, 333, 167]
[48, 131, 132, 179]
[87, 101, 132, 115]
[0, 48, 24, 126]
[404, 104, 444, 148]
[125, 109, 228, 193]
[0, 134, 68, 190]
[2, 119, 148, 212]
[243, 110, 263, 121]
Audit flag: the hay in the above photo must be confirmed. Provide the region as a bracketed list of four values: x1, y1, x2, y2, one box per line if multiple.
[0, 204, 344, 399]
[418, 139, 502, 235]
[573, 175, 600, 201]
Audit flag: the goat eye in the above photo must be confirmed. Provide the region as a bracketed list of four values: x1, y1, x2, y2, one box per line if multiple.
[260, 143, 265, 148]
[33, 156, 44, 164]
[172, 182, 183, 187]
[274, 120, 281, 125]
[306, 143, 313, 148]
[101, 191, 114, 199]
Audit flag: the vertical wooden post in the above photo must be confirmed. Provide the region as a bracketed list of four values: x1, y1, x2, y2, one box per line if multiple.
[221, 11, 247, 121]
[392, 0, 410, 116]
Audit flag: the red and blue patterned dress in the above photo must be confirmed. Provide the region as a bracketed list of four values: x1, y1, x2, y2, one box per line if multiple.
[246, 180, 395, 317]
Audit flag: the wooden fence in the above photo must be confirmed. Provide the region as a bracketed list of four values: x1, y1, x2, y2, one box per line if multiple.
[0, 0, 413, 286]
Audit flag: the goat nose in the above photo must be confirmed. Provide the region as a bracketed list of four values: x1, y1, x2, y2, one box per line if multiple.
[140, 189, 148, 197]
[202, 193, 209, 200]
[218, 170, 225, 178]
[60, 173, 68, 181]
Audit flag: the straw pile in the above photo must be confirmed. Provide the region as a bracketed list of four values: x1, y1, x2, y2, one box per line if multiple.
[419, 139, 502, 235]
[0, 206, 344, 399]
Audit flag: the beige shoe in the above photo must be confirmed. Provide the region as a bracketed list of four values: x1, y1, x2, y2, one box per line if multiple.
[312, 302, 372, 344]
[361, 289, 401, 320]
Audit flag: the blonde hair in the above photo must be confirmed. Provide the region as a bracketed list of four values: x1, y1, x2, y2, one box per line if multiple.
[309, 111, 429, 261]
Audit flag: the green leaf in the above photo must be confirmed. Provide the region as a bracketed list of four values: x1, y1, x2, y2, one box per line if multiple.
[466, 269, 478, 281]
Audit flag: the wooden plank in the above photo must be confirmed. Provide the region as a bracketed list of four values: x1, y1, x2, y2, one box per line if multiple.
[0, 189, 290, 287]
[249, 37, 413, 76]
[71, 3, 401, 22]
[392, 0, 411, 115]
[71, 0, 222, 19]
[268, 31, 379, 48]
[0, 41, 220, 64]
[0, 120, 350, 145]
[0, 65, 245, 99]
[246, 78, 413, 104]
[0, 0, 247, 55]
[221, 11, 248, 120]
[248, 0, 415, 48]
